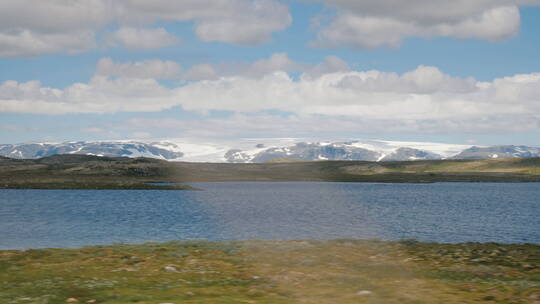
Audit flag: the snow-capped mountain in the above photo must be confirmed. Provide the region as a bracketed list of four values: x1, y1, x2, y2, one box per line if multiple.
[0, 139, 539, 163]
[0, 141, 184, 160]
[225, 142, 380, 163]
[380, 147, 442, 161]
[222, 140, 472, 163]
[452, 145, 540, 159]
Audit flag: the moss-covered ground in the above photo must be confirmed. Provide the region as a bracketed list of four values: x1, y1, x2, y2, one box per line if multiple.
[3, 155, 540, 190]
[1, 240, 538, 304]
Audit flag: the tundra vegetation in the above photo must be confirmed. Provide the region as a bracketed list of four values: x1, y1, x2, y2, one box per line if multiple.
[0, 240, 538, 304]
[2, 155, 540, 189]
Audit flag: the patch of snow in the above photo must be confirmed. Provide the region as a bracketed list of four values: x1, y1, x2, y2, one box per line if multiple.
[244, 146, 271, 158]
[378, 140, 475, 158]
[376, 153, 387, 162]
[159, 141, 229, 162]
[68, 146, 84, 154]
[349, 140, 397, 153]
[123, 148, 165, 159]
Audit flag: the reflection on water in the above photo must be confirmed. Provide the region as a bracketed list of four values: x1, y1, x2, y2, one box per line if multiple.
[0, 182, 539, 249]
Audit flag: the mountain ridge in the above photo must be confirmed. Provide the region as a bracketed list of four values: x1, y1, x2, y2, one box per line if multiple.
[1, 140, 539, 163]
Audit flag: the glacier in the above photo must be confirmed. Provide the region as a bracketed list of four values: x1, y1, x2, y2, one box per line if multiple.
[1, 139, 539, 163]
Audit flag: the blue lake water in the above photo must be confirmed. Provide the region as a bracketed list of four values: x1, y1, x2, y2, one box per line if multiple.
[0, 182, 539, 249]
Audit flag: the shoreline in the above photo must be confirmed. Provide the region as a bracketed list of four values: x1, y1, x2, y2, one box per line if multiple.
[2, 155, 540, 190]
[3, 177, 540, 191]
[3, 238, 540, 252]
[0, 182, 198, 190]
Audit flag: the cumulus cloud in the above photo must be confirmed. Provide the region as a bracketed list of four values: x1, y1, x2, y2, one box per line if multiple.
[309, 0, 539, 48]
[173, 69, 536, 120]
[0, 0, 109, 57]
[96, 58, 181, 79]
[302, 56, 350, 79]
[184, 53, 349, 80]
[105, 27, 180, 49]
[95, 53, 346, 82]
[0, 30, 97, 58]
[0, 77, 176, 114]
[1, 55, 540, 134]
[190, 0, 292, 45]
[184, 64, 220, 81]
[184, 53, 298, 80]
[113, 0, 292, 38]
[336, 65, 477, 94]
[0, 0, 291, 57]
[0, 59, 539, 116]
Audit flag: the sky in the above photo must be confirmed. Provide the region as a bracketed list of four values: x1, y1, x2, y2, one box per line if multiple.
[1, 0, 540, 145]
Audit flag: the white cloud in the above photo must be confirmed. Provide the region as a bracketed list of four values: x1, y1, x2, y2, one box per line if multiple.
[184, 53, 298, 80]
[105, 27, 180, 50]
[0, 0, 291, 57]
[243, 53, 297, 77]
[0, 76, 176, 114]
[114, 0, 291, 45]
[0, 0, 108, 57]
[103, 113, 540, 138]
[184, 53, 349, 80]
[0, 1, 111, 31]
[0, 30, 97, 58]
[96, 58, 181, 79]
[191, 0, 292, 44]
[184, 64, 220, 81]
[302, 56, 350, 79]
[336, 65, 477, 94]
[1, 56, 540, 134]
[309, 0, 539, 48]
[172, 69, 493, 119]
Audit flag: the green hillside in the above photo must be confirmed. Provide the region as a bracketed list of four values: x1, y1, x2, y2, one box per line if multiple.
[1, 155, 540, 189]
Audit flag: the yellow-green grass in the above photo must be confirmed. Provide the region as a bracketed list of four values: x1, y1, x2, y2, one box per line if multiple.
[340, 158, 540, 176]
[1, 240, 538, 304]
[4, 156, 540, 189]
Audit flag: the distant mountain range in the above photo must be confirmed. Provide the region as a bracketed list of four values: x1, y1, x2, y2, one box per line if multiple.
[0, 141, 184, 160]
[1, 140, 539, 163]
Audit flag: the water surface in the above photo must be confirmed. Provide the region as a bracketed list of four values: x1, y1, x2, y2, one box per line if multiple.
[1, 182, 539, 249]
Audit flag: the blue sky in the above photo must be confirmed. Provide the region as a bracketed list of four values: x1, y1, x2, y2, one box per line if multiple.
[1, 0, 540, 145]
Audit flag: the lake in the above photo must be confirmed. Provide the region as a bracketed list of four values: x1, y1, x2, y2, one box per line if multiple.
[1, 182, 539, 249]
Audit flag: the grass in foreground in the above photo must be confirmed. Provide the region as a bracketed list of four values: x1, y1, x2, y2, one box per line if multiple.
[0, 240, 538, 304]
